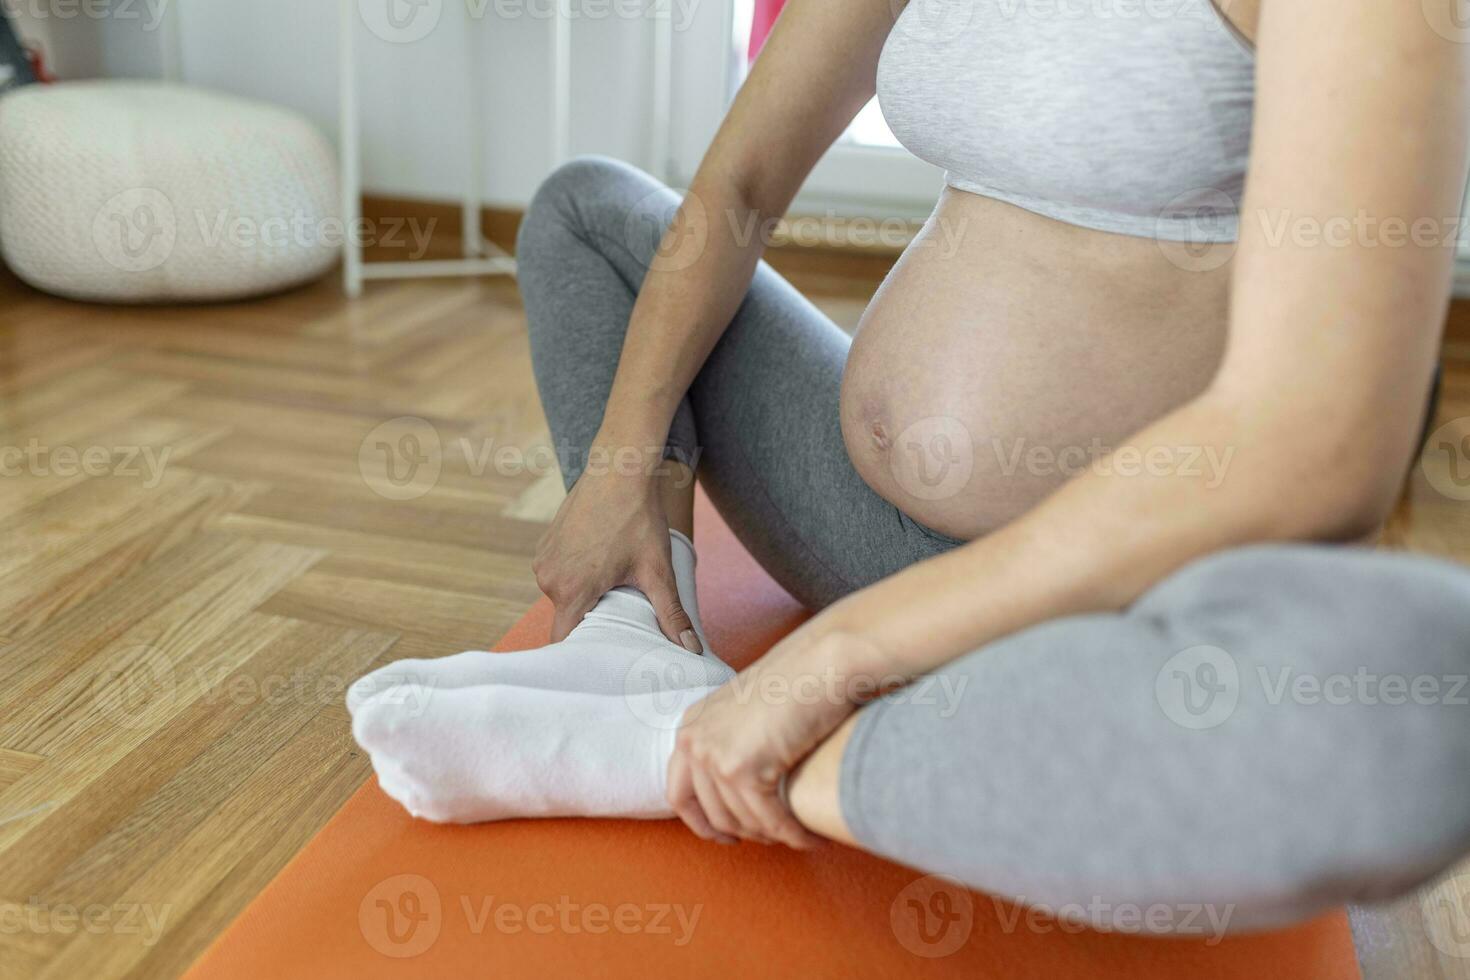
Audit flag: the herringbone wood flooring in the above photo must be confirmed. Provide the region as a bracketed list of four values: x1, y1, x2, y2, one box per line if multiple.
[0, 253, 1466, 979]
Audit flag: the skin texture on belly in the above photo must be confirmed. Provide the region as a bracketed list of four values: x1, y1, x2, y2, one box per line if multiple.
[839, 189, 1235, 540]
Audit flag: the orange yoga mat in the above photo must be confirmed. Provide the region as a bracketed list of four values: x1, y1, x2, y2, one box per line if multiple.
[185, 494, 1361, 979]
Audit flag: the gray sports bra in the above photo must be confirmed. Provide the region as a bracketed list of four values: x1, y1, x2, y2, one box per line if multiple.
[877, 0, 1256, 241]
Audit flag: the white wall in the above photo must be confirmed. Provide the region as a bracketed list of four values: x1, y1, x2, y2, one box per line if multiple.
[9, 0, 176, 80]
[12, 0, 705, 208]
[8, 0, 942, 216]
[181, 0, 681, 207]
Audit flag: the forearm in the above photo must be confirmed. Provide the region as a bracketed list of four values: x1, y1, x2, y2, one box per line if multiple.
[823, 388, 1409, 681]
[592, 0, 893, 453]
[595, 171, 771, 450]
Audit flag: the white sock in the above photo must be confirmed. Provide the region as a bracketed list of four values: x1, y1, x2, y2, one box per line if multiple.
[345, 530, 731, 711]
[351, 681, 718, 823]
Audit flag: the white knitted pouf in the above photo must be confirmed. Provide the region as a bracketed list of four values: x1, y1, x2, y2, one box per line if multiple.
[0, 81, 340, 302]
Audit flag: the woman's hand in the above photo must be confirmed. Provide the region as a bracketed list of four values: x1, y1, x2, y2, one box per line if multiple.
[533, 454, 700, 649]
[665, 608, 897, 848]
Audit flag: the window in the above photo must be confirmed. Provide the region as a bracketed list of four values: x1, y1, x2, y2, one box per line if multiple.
[667, 0, 938, 217]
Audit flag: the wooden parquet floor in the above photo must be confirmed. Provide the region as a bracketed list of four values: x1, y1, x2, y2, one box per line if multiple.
[0, 255, 1466, 979]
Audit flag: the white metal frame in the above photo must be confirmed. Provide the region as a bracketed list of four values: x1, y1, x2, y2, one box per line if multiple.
[337, 0, 570, 297]
[662, 0, 940, 219]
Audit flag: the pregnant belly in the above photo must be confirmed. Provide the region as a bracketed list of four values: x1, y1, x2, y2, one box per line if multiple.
[839, 190, 1235, 540]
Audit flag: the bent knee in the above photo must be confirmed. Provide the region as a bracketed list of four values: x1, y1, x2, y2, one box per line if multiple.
[1132, 544, 1470, 679]
[516, 154, 662, 262]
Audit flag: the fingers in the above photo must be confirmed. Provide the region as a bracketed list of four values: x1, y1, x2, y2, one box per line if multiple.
[672, 744, 818, 849]
[549, 594, 595, 643]
[691, 769, 744, 842]
[637, 560, 701, 653]
[712, 779, 774, 845]
[666, 753, 735, 845]
[742, 783, 821, 850]
[534, 547, 599, 643]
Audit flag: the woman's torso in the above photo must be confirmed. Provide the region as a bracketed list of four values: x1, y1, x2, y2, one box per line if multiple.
[839, 0, 1258, 539]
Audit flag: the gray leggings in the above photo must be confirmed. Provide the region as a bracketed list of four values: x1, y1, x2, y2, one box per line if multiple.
[517, 155, 1470, 933]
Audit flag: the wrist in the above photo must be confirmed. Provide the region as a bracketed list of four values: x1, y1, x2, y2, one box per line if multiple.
[789, 613, 907, 708]
[595, 395, 677, 450]
[582, 430, 667, 485]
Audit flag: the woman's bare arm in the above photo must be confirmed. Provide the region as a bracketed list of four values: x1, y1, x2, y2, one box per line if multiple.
[820, 0, 1470, 678]
[533, 0, 899, 645]
[593, 0, 896, 450]
[663, 0, 1470, 849]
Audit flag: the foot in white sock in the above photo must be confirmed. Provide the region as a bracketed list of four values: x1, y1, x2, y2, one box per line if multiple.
[346, 530, 731, 711]
[351, 681, 717, 823]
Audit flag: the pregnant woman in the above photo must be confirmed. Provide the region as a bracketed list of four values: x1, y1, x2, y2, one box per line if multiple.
[351, 0, 1470, 932]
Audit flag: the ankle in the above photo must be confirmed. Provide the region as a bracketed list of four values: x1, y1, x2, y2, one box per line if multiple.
[656, 461, 696, 538]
